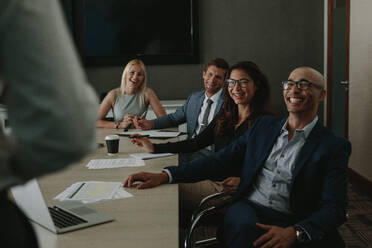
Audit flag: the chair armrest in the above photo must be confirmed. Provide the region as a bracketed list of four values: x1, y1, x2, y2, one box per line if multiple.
[185, 205, 217, 248]
[185, 198, 232, 248]
[198, 192, 231, 209]
[191, 192, 233, 223]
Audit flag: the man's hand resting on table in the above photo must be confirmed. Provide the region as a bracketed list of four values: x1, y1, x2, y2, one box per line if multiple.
[123, 172, 169, 189]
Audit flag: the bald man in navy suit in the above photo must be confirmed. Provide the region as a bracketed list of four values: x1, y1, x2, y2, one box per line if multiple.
[125, 67, 351, 248]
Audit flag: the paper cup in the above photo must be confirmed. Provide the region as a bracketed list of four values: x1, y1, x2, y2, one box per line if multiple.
[105, 135, 119, 155]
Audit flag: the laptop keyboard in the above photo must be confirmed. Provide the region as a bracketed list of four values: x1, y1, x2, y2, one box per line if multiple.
[48, 206, 87, 229]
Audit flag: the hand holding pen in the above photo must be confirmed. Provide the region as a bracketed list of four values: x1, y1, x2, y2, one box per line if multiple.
[133, 112, 152, 130]
[120, 114, 136, 129]
[130, 134, 154, 153]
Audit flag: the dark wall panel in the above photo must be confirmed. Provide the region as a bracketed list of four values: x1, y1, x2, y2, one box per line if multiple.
[86, 0, 324, 118]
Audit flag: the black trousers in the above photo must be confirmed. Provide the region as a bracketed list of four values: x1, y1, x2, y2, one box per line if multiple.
[0, 190, 38, 248]
[223, 199, 345, 248]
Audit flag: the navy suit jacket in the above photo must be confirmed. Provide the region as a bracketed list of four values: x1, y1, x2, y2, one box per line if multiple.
[166, 115, 351, 243]
[152, 90, 223, 138]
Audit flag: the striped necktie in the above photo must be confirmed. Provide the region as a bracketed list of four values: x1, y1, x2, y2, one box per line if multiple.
[199, 98, 213, 133]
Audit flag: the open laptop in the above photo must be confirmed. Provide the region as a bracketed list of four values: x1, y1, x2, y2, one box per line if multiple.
[10, 179, 114, 234]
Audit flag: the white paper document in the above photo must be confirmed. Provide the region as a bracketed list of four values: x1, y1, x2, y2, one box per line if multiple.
[118, 129, 181, 138]
[86, 158, 145, 169]
[119, 130, 161, 135]
[147, 131, 181, 138]
[130, 152, 174, 160]
[54, 181, 133, 203]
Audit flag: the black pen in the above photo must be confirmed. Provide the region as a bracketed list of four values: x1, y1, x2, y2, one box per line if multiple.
[138, 111, 147, 120]
[130, 135, 150, 139]
[69, 182, 86, 199]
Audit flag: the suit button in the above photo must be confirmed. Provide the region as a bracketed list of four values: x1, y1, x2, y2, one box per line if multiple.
[280, 154, 284, 158]
[272, 184, 276, 188]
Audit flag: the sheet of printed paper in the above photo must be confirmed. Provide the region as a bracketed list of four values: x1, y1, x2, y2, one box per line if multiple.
[69, 182, 120, 200]
[147, 131, 180, 138]
[118, 130, 161, 135]
[86, 158, 145, 169]
[54, 181, 131, 203]
[130, 153, 174, 160]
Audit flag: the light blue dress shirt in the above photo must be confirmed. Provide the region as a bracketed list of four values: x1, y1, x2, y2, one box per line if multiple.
[247, 116, 318, 213]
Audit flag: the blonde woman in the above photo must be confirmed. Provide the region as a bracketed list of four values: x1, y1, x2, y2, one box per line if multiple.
[97, 59, 166, 129]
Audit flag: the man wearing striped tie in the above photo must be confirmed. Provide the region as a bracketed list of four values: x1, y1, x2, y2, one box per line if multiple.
[134, 58, 229, 163]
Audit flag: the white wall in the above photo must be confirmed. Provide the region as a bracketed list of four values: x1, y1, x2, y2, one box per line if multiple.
[349, 0, 372, 181]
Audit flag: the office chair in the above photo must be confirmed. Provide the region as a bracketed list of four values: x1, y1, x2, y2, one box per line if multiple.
[99, 91, 116, 121]
[184, 192, 233, 248]
[99, 92, 108, 102]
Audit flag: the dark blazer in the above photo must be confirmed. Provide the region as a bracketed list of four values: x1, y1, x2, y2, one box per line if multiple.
[166, 115, 351, 244]
[151, 90, 223, 138]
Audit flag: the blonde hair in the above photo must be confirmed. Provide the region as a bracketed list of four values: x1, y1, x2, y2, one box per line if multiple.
[119, 59, 147, 107]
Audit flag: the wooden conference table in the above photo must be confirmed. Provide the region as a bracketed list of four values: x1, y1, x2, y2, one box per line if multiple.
[34, 128, 179, 248]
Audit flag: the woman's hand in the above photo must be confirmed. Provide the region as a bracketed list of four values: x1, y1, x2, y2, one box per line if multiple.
[221, 177, 241, 193]
[120, 114, 136, 129]
[130, 135, 154, 153]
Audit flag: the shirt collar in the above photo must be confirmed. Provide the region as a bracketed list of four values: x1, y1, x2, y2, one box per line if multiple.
[281, 116, 318, 139]
[204, 88, 222, 103]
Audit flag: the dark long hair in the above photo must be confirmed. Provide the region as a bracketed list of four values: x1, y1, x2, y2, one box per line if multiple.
[215, 61, 273, 135]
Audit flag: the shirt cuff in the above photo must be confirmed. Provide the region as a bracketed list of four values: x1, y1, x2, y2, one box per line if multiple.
[151, 119, 157, 129]
[162, 169, 173, 183]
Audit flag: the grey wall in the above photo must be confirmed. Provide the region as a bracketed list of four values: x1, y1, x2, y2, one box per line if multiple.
[86, 0, 324, 118]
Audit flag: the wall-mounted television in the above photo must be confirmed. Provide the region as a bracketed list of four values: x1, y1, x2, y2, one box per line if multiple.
[60, 0, 199, 66]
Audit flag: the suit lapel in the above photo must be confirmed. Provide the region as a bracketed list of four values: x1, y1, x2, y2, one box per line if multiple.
[291, 121, 323, 185]
[254, 119, 286, 170]
[236, 118, 286, 198]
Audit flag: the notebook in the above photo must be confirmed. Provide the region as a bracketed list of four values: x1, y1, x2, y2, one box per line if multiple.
[10, 179, 114, 234]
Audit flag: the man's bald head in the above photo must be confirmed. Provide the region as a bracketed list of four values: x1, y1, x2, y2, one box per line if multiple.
[288, 67, 325, 89]
[284, 66, 326, 122]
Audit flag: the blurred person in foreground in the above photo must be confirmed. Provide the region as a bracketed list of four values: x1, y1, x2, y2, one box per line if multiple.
[0, 0, 98, 247]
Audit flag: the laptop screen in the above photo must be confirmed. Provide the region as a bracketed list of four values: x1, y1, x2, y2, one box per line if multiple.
[11, 179, 56, 232]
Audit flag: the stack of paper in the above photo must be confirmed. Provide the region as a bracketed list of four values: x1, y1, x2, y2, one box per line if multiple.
[130, 152, 174, 160]
[54, 181, 133, 203]
[86, 158, 145, 169]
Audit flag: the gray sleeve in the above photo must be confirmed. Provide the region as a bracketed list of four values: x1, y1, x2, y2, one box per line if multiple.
[151, 96, 190, 129]
[0, 0, 98, 187]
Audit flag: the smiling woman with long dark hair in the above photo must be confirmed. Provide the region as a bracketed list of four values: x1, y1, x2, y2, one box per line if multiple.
[130, 61, 273, 210]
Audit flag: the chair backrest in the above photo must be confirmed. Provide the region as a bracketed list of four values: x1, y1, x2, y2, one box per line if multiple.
[100, 92, 107, 103]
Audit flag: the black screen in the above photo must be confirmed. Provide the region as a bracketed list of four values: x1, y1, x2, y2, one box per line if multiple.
[60, 0, 199, 66]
